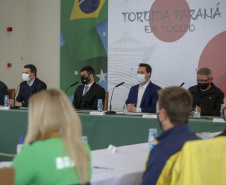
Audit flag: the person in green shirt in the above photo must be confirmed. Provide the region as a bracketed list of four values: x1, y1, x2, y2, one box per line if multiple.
[11, 88, 91, 185]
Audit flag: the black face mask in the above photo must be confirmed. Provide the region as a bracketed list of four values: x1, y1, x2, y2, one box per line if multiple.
[198, 83, 209, 90]
[81, 75, 90, 85]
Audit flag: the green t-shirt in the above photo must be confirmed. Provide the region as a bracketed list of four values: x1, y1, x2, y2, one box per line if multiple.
[11, 137, 91, 185]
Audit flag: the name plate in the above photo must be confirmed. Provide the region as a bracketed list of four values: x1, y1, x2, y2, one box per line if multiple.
[213, 118, 226, 123]
[107, 144, 118, 153]
[90, 111, 105, 116]
[0, 106, 10, 110]
[142, 114, 157, 119]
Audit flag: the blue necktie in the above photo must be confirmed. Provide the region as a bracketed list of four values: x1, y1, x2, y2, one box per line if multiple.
[83, 86, 89, 96]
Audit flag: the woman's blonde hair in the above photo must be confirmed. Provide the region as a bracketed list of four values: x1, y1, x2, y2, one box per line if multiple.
[25, 88, 89, 184]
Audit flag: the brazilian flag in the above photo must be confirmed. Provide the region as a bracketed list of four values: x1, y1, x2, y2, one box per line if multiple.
[61, 0, 108, 96]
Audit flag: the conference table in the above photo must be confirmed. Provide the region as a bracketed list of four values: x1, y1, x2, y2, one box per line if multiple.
[0, 108, 226, 161]
[0, 143, 149, 185]
[91, 143, 148, 185]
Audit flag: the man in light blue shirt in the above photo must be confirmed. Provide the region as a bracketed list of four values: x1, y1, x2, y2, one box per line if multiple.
[9, 64, 47, 107]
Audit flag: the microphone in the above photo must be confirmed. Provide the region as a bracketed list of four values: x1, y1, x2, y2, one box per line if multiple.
[180, 82, 185, 87]
[115, 82, 124, 87]
[10, 81, 25, 109]
[106, 82, 124, 115]
[65, 81, 79, 93]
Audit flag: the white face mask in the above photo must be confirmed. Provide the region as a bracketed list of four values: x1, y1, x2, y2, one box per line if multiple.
[136, 74, 146, 84]
[22, 73, 31, 82]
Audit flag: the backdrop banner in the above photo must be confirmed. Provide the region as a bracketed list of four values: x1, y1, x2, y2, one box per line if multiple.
[108, 0, 226, 111]
[60, 0, 108, 100]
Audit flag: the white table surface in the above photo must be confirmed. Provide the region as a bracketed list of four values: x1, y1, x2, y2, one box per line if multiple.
[0, 131, 221, 185]
[0, 143, 150, 185]
[91, 143, 149, 185]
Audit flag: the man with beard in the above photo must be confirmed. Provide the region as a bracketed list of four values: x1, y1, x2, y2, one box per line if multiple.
[72, 66, 105, 110]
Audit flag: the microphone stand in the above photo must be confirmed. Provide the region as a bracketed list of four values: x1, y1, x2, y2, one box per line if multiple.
[180, 82, 185, 87]
[65, 82, 79, 94]
[106, 87, 117, 114]
[106, 82, 124, 115]
[10, 83, 22, 109]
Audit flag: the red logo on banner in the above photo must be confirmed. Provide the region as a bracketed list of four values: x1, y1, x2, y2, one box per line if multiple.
[199, 31, 226, 94]
[149, 0, 191, 42]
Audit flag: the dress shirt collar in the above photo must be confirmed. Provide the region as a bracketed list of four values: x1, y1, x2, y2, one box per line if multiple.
[139, 79, 150, 89]
[85, 81, 94, 89]
[27, 77, 35, 87]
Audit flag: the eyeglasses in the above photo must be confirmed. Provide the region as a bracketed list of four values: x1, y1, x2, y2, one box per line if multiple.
[196, 79, 210, 83]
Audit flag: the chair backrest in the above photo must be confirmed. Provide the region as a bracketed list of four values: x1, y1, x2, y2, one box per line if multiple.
[103, 92, 109, 111]
[0, 168, 14, 185]
[157, 137, 226, 185]
[8, 89, 15, 99]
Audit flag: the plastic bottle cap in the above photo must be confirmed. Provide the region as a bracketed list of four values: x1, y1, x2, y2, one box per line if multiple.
[19, 137, 24, 144]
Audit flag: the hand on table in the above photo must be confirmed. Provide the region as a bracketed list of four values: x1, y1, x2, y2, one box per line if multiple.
[9, 99, 21, 107]
[190, 105, 201, 115]
[127, 103, 136, 112]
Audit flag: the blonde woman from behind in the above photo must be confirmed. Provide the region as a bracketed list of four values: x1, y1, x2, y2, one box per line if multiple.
[11, 89, 91, 185]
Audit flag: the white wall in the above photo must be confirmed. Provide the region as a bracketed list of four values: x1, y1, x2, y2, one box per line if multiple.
[0, 0, 60, 89]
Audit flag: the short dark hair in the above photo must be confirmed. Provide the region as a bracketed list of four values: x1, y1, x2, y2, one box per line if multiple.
[139, 63, 152, 74]
[80, 66, 95, 76]
[24, 64, 37, 77]
[158, 87, 192, 125]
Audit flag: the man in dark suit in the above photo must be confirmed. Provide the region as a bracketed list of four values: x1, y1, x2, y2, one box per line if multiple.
[73, 66, 105, 110]
[0, 81, 8, 105]
[9, 64, 47, 107]
[125, 63, 161, 113]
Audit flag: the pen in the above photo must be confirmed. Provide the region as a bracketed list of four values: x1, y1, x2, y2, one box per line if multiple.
[93, 166, 113, 170]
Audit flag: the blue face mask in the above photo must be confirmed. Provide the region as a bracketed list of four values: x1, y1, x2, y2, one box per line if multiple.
[157, 113, 163, 130]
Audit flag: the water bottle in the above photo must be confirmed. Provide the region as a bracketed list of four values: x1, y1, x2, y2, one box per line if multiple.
[193, 107, 200, 118]
[123, 104, 128, 114]
[97, 99, 103, 112]
[82, 136, 88, 144]
[201, 132, 209, 139]
[17, 137, 24, 154]
[156, 101, 158, 114]
[4, 95, 9, 107]
[220, 104, 224, 118]
[148, 129, 158, 151]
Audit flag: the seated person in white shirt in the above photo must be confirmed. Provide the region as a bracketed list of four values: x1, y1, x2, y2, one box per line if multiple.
[125, 63, 161, 113]
[72, 66, 105, 110]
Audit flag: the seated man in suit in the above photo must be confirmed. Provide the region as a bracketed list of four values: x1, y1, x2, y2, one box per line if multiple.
[0, 81, 8, 105]
[188, 67, 224, 116]
[125, 63, 161, 113]
[73, 66, 105, 110]
[9, 64, 47, 107]
[141, 87, 199, 185]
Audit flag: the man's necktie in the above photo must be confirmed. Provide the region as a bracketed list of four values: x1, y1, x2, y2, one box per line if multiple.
[83, 86, 89, 96]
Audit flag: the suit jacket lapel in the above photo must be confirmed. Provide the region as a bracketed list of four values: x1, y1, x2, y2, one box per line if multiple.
[29, 78, 37, 95]
[141, 81, 152, 106]
[134, 85, 139, 105]
[82, 82, 96, 104]
[77, 85, 84, 107]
